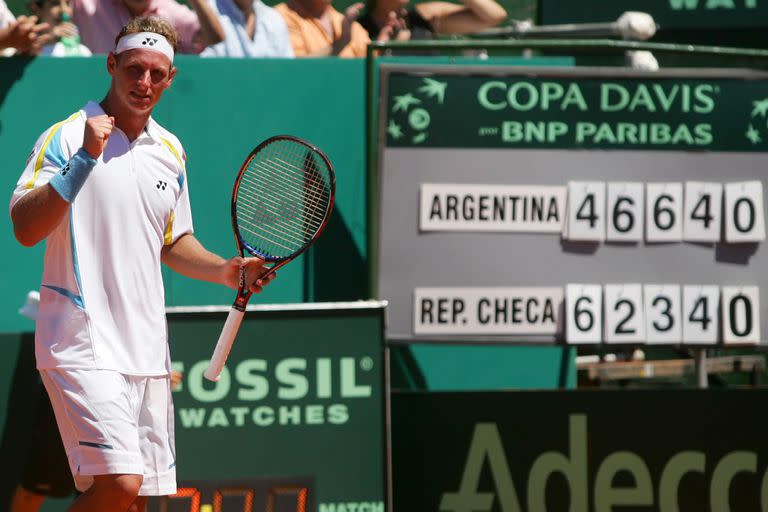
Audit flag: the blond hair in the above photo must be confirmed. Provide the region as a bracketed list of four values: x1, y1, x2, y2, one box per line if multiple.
[114, 16, 179, 52]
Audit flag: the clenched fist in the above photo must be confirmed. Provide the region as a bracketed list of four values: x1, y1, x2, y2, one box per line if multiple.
[83, 115, 114, 159]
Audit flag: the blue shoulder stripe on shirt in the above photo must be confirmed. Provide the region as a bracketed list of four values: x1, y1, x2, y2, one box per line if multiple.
[41, 284, 84, 309]
[46, 128, 68, 169]
[159, 137, 186, 191]
[25, 112, 80, 189]
[78, 441, 113, 450]
[69, 210, 85, 308]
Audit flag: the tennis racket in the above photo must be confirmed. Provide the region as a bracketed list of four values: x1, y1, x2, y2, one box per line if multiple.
[204, 135, 335, 381]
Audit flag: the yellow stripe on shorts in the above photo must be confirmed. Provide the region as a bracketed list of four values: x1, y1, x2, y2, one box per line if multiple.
[25, 112, 80, 190]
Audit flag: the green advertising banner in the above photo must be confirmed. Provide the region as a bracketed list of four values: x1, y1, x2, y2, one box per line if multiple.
[383, 67, 768, 151]
[392, 389, 768, 511]
[539, 0, 768, 29]
[149, 302, 387, 512]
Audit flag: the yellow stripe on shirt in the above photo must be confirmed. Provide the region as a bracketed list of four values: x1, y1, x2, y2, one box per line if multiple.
[25, 112, 80, 190]
[160, 136, 187, 191]
[160, 138, 184, 245]
[160, 137, 185, 169]
[164, 210, 175, 245]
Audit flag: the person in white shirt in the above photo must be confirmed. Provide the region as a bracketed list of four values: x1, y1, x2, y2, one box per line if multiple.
[9, 15, 272, 512]
[202, 0, 293, 57]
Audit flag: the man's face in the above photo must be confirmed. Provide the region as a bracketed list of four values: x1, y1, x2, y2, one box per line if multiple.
[107, 48, 176, 115]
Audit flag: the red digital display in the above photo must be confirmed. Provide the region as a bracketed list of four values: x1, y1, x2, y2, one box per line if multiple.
[166, 487, 201, 512]
[213, 487, 254, 512]
[162, 484, 309, 512]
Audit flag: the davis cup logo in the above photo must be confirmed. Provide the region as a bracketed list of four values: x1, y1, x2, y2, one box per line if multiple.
[387, 78, 447, 144]
[746, 98, 768, 145]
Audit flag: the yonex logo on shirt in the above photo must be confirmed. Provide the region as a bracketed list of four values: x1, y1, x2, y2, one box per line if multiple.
[157, 180, 167, 190]
[142, 38, 158, 47]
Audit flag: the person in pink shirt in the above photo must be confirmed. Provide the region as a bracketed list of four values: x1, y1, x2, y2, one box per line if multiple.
[71, 0, 225, 53]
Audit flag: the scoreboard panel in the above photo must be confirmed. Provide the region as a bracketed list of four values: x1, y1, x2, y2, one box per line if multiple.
[375, 65, 768, 345]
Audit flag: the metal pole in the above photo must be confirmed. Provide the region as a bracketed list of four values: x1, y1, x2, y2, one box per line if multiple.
[368, 38, 768, 60]
[695, 349, 708, 389]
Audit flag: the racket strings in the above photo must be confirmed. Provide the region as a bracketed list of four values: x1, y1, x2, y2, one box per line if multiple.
[245, 165, 329, 216]
[245, 144, 331, 212]
[253, 156, 330, 212]
[238, 224, 298, 253]
[237, 195, 318, 247]
[239, 162, 329, 233]
[240, 171, 329, 225]
[236, 195, 317, 246]
[261, 151, 327, 188]
[235, 139, 332, 259]
[237, 197, 323, 254]
[269, 156, 329, 198]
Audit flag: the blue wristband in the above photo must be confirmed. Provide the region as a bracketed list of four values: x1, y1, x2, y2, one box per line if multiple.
[48, 148, 97, 203]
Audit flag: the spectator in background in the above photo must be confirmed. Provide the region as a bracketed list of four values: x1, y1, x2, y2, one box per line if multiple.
[275, 0, 394, 57]
[357, 0, 506, 41]
[201, 0, 293, 57]
[0, 0, 52, 54]
[71, 0, 225, 54]
[28, 0, 91, 56]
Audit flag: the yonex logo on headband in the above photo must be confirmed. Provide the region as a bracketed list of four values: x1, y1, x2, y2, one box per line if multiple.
[114, 32, 174, 63]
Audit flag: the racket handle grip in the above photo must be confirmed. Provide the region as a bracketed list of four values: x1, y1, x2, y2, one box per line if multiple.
[204, 307, 245, 382]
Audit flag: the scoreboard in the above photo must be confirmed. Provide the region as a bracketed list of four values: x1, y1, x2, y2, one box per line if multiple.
[375, 65, 768, 345]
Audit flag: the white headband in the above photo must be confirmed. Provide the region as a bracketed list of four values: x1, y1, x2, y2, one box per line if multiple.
[114, 32, 174, 63]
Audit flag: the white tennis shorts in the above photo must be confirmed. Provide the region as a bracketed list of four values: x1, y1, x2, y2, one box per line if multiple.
[40, 369, 177, 496]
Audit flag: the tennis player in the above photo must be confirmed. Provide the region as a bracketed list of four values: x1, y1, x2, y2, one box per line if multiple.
[9, 15, 272, 512]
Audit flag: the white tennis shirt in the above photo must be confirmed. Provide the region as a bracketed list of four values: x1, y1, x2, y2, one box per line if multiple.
[10, 102, 193, 375]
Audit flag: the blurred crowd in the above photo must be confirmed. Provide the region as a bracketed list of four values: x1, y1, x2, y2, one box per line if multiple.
[0, 0, 506, 58]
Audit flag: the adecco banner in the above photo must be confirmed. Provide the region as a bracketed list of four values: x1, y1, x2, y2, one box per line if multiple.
[539, 0, 768, 30]
[153, 303, 387, 512]
[392, 389, 768, 511]
[382, 67, 768, 151]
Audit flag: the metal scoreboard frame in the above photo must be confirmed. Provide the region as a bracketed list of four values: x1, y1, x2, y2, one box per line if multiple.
[374, 64, 768, 346]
